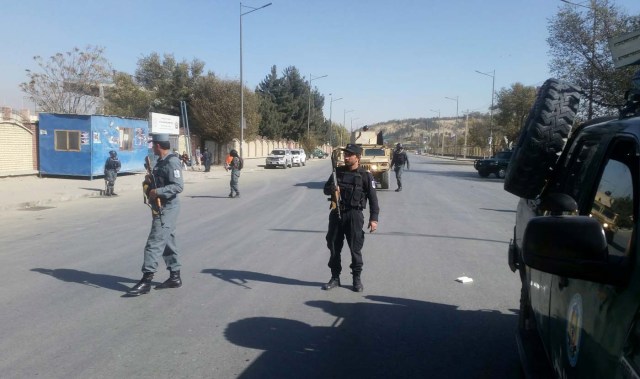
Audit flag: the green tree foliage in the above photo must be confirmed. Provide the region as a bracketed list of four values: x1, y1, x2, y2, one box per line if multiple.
[20, 45, 113, 114]
[547, 0, 640, 118]
[134, 52, 205, 116]
[104, 72, 153, 118]
[256, 65, 326, 142]
[494, 83, 537, 145]
[189, 74, 260, 144]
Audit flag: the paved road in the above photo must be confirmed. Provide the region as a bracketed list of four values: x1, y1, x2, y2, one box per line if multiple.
[0, 155, 522, 379]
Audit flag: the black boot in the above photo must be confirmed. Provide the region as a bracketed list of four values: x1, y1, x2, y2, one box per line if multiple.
[155, 270, 182, 289]
[352, 274, 363, 292]
[127, 272, 154, 296]
[322, 275, 341, 290]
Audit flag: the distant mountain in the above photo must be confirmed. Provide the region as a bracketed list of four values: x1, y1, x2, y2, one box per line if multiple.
[361, 117, 459, 145]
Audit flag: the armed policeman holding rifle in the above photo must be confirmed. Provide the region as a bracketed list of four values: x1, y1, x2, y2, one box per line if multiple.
[323, 143, 379, 292]
[128, 133, 184, 296]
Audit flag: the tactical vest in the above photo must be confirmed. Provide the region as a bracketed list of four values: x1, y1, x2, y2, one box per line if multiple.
[339, 168, 368, 210]
[394, 151, 406, 165]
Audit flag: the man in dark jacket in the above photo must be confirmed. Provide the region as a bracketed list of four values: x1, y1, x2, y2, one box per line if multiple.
[390, 143, 410, 192]
[323, 143, 379, 292]
[203, 148, 212, 172]
[104, 150, 121, 196]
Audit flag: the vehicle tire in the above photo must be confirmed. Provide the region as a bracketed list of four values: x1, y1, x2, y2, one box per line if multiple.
[497, 168, 507, 179]
[478, 170, 490, 178]
[302, 161, 306, 166]
[381, 171, 390, 189]
[504, 78, 581, 199]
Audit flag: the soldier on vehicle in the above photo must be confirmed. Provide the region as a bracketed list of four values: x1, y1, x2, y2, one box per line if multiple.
[128, 133, 184, 296]
[103, 150, 121, 196]
[390, 143, 410, 192]
[323, 143, 379, 292]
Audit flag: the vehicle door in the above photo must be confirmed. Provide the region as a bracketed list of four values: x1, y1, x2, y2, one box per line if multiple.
[547, 135, 639, 377]
[524, 131, 605, 348]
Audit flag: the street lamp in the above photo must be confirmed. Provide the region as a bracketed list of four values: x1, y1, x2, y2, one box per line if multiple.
[350, 117, 359, 133]
[343, 109, 353, 146]
[475, 69, 495, 156]
[445, 96, 459, 159]
[240, 1, 272, 158]
[430, 109, 443, 156]
[560, 0, 597, 119]
[307, 73, 327, 139]
[329, 94, 342, 146]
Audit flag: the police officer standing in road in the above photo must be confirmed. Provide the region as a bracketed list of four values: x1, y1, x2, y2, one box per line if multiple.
[323, 143, 379, 292]
[128, 133, 184, 296]
[390, 143, 410, 192]
[103, 150, 121, 196]
[203, 147, 212, 172]
[225, 149, 242, 198]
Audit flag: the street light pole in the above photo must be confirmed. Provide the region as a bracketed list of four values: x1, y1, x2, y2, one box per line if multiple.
[240, 1, 272, 158]
[445, 96, 459, 158]
[475, 69, 495, 156]
[430, 109, 441, 156]
[329, 94, 342, 146]
[343, 109, 353, 146]
[351, 117, 359, 134]
[307, 73, 327, 139]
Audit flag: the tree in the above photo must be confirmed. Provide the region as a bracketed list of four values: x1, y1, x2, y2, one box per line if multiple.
[547, 0, 640, 119]
[134, 52, 205, 116]
[256, 65, 326, 142]
[494, 83, 537, 144]
[20, 45, 113, 114]
[104, 72, 153, 118]
[190, 74, 260, 144]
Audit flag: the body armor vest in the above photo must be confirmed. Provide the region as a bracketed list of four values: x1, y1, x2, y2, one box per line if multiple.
[339, 169, 367, 209]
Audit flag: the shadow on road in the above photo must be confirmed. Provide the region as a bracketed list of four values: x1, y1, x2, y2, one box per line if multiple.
[225, 295, 522, 379]
[294, 181, 325, 189]
[30, 268, 140, 292]
[201, 268, 324, 289]
[270, 228, 509, 245]
[188, 195, 235, 199]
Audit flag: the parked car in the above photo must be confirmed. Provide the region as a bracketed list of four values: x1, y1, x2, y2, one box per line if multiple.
[311, 148, 327, 159]
[473, 151, 512, 178]
[290, 148, 306, 167]
[505, 75, 640, 378]
[265, 149, 292, 169]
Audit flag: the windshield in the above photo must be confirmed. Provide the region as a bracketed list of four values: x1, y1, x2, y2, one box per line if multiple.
[291, 151, 300, 155]
[271, 150, 286, 155]
[364, 148, 385, 156]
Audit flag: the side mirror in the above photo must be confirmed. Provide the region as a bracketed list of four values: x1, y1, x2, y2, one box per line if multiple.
[523, 216, 630, 286]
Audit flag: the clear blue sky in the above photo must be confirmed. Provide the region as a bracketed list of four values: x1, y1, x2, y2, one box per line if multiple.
[2, 0, 639, 127]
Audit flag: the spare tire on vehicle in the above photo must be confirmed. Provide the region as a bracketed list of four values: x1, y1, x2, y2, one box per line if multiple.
[504, 78, 581, 199]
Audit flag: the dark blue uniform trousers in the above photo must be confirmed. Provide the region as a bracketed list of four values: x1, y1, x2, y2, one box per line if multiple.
[325, 209, 365, 276]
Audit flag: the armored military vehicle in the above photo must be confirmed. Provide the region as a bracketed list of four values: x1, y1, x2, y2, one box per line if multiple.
[350, 128, 391, 189]
[505, 29, 640, 378]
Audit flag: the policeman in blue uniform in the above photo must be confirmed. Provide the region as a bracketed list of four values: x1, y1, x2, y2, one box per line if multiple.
[323, 143, 379, 292]
[103, 150, 121, 196]
[128, 133, 184, 296]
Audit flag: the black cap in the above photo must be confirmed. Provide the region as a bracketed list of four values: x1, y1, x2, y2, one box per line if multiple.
[342, 143, 362, 155]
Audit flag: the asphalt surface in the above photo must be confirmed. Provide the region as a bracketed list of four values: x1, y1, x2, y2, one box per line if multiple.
[1, 154, 524, 379]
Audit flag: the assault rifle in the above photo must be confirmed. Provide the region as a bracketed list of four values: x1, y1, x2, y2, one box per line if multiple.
[329, 168, 341, 220]
[143, 156, 163, 223]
